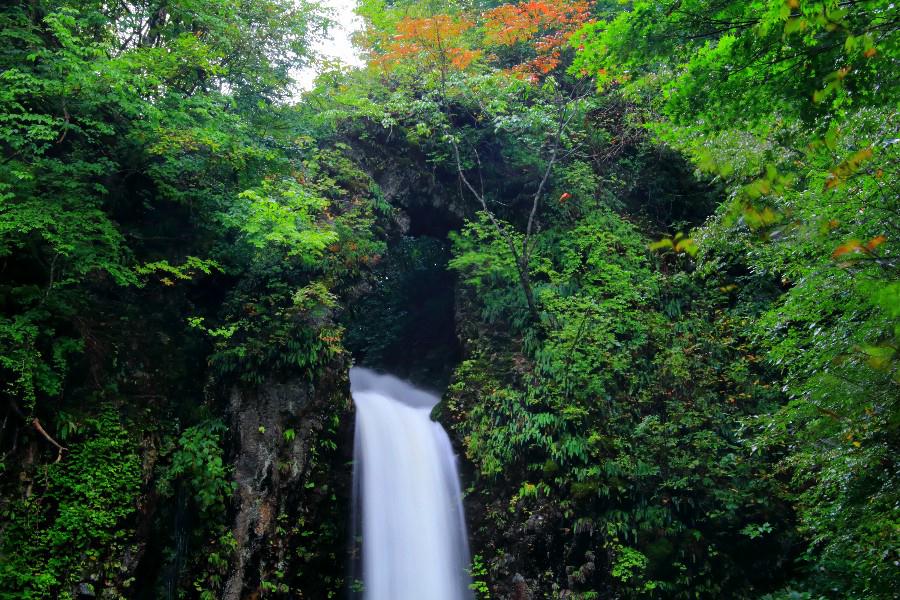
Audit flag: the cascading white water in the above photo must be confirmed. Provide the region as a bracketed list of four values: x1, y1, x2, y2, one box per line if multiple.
[350, 367, 473, 600]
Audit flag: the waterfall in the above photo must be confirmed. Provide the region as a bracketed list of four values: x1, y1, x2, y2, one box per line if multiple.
[350, 367, 474, 600]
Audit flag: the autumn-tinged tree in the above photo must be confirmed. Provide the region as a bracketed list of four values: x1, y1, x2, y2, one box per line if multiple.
[365, 0, 592, 82]
[484, 0, 592, 80]
[360, 0, 594, 324]
[3, 0, 898, 598]
[374, 15, 481, 79]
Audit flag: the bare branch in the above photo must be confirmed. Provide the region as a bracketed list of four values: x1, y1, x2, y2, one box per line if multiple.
[523, 90, 584, 263]
[451, 138, 541, 318]
[450, 139, 521, 262]
[32, 418, 67, 463]
[7, 400, 67, 463]
[446, 82, 588, 326]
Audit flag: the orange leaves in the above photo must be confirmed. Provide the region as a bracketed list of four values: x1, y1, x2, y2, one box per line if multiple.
[831, 235, 888, 260]
[375, 15, 481, 72]
[483, 1, 590, 46]
[867, 235, 888, 251]
[483, 0, 592, 80]
[449, 48, 482, 70]
[824, 147, 874, 190]
[483, 3, 542, 46]
[820, 218, 840, 233]
[371, 0, 591, 81]
[831, 239, 864, 258]
[395, 14, 473, 42]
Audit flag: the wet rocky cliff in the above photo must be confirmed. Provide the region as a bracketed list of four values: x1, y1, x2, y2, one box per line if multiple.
[223, 365, 353, 599]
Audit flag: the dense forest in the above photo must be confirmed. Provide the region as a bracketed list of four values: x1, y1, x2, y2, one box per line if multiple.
[0, 0, 897, 598]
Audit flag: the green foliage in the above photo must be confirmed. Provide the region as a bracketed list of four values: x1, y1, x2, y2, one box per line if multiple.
[180, 136, 387, 381]
[447, 178, 790, 596]
[0, 0, 373, 596]
[449, 213, 527, 327]
[0, 410, 142, 598]
[0, 0, 331, 411]
[610, 545, 649, 585]
[566, 2, 899, 596]
[158, 420, 234, 517]
[468, 554, 491, 600]
[192, 529, 239, 599]
[136, 256, 222, 286]
[229, 179, 337, 261]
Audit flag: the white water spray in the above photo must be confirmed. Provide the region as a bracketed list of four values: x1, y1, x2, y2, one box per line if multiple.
[350, 367, 473, 600]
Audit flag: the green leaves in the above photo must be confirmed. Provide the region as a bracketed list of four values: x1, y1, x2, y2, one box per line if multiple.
[231, 179, 337, 261]
[0, 4, 374, 595]
[609, 545, 649, 584]
[740, 521, 773, 540]
[0, 0, 894, 598]
[163, 420, 235, 517]
[0, 411, 142, 595]
[649, 233, 698, 257]
[812, 67, 850, 104]
[136, 256, 221, 286]
[446, 189, 787, 596]
[570, 15, 898, 594]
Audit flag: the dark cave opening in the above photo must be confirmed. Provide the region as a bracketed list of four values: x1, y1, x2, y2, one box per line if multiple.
[342, 228, 461, 392]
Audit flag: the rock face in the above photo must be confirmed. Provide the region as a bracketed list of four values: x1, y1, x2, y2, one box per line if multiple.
[346, 133, 467, 237]
[223, 365, 353, 599]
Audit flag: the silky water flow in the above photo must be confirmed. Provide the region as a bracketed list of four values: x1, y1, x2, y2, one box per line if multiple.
[350, 367, 474, 600]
